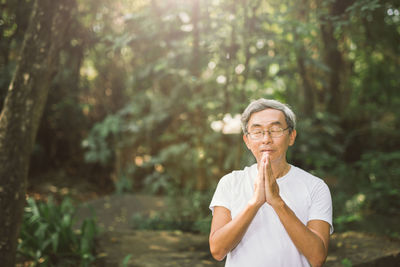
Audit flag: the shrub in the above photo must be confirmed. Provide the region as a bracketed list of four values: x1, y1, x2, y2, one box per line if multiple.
[130, 185, 214, 234]
[17, 196, 98, 266]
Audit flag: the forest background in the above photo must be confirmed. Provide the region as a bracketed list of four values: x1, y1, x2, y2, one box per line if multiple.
[0, 0, 399, 265]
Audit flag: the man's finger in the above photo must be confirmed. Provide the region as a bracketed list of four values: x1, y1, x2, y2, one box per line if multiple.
[258, 161, 264, 184]
[263, 156, 268, 187]
[266, 156, 275, 185]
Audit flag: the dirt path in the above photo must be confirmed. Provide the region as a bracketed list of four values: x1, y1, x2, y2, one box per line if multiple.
[95, 230, 223, 267]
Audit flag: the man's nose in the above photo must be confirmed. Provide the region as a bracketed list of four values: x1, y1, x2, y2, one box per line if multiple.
[261, 131, 272, 142]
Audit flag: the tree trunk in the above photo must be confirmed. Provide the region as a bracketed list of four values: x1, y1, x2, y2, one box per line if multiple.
[319, 0, 354, 115]
[191, 0, 200, 78]
[0, 0, 75, 265]
[320, 21, 343, 115]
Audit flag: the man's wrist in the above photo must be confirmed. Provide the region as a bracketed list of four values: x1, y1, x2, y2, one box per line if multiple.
[247, 198, 263, 211]
[270, 197, 285, 210]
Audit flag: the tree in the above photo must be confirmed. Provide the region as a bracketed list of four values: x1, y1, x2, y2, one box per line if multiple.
[0, 0, 76, 265]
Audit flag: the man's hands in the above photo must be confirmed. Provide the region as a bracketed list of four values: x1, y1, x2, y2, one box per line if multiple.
[250, 153, 282, 208]
[251, 154, 267, 207]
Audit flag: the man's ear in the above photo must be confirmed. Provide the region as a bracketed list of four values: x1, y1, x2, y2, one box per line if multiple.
[289, 129, 297, 146]
[243, 134, 251, 149]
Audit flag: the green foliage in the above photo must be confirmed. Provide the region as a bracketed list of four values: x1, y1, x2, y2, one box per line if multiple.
[17, 197, 98, 266]
[291, 112, 344, 173]
[82, 113, 124, 165]
[341, 258, 353, 267]
[131, 184, 214, 234]
[333, 193, 364, 232]
[332, 151, 400, 234]
[114, 173, 134, 195]
[121, 254, 132, 267]
[131, 211, 212, 235]
[4, 0, 400, 239]
[76, 0, 400, 236]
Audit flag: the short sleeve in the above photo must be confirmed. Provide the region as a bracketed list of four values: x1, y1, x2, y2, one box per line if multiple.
[308, 181, 334, 234]
[209, 174, 232, 215]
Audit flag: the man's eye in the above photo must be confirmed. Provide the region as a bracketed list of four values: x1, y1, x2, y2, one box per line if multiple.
[252, 131, 263, 135]
[270, 127, 282, 132]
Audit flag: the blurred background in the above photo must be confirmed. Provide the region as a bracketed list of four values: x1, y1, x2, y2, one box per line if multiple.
[1, 0, 399, 265]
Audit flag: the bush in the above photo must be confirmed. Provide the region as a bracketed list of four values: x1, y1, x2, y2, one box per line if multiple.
[130, 185, 214, 234]
[356, 151, 400, 215]
[17, 197, 98, 266]
[332, 151, 400, 236]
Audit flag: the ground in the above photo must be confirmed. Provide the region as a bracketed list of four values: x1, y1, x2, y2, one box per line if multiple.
[26, 174, 400, 267]
[75, 194, 400, 267]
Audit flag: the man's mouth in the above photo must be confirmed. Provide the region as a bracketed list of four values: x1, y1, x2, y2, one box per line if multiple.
[260, 149, 274, 153]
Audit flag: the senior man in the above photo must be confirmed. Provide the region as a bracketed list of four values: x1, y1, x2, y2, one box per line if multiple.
[209, 98, 333, 267]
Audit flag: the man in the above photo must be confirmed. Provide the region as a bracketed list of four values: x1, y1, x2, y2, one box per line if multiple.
[209, 99, 333, 267]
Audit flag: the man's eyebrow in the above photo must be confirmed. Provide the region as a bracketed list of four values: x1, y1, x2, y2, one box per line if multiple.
[249, 121, 282, 128]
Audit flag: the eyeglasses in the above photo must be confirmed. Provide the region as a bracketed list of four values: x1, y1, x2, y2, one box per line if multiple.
[247, 126, 290, 140]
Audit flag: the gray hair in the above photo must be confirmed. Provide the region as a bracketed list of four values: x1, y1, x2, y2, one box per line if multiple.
[241, 98, 296, 134]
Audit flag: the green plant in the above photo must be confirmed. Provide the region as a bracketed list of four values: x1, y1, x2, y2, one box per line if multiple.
[82, 113, 124, 165]
[130, 184, 214, 234]
[17, 196, 98, 266]
[130, 213, 177, 231]
[356, 151, 400, 214]
[114, 173, 133, 195]
[121, 254, 132, 267]
[164, 186, 214, 234]
[341, 258, 353, 267]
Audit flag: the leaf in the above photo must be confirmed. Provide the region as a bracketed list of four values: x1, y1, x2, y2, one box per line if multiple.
[121, 254, 133, 267]
[51, 232, 59, 252]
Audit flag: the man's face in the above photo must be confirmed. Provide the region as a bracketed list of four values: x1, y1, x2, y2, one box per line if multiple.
[243, 108, 296, 164]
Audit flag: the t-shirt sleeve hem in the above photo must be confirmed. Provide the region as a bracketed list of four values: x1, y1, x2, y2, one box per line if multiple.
[209, 203, 231, 216]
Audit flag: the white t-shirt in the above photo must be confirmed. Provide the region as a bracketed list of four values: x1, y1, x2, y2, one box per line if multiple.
[209, 164, 333, 267]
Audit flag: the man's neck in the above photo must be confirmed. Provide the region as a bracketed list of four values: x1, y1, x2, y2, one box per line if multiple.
[274, 162, 290, 178]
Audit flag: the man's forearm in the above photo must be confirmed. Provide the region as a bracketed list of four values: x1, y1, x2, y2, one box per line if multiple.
[272, 199, 328, 267]
[209, 202, 260, 261]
